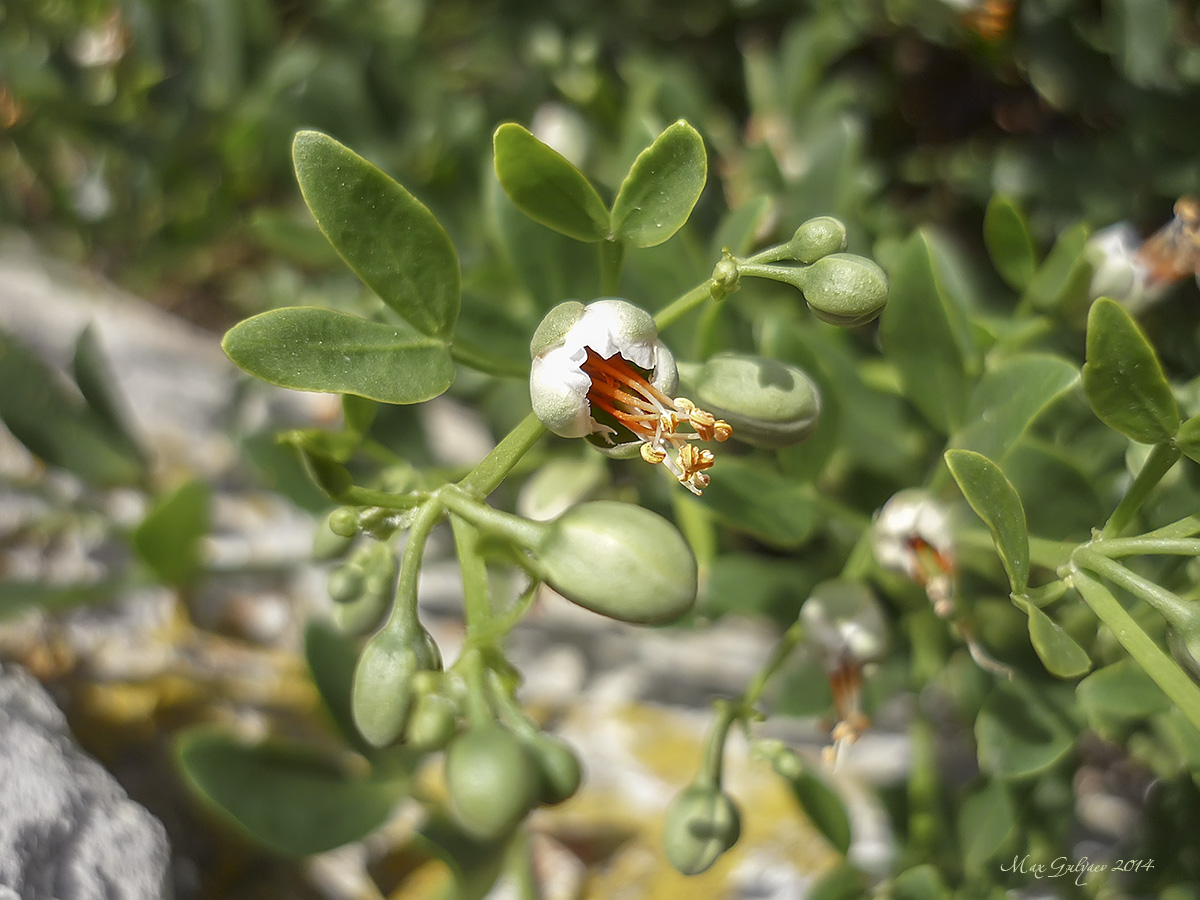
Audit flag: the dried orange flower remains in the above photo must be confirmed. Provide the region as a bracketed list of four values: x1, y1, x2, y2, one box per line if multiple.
[530, 299, 731, 494]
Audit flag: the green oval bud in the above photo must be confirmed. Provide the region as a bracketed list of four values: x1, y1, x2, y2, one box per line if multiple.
[527, 735, 583, 805]
[800, 579, 888, 665]
[787, 217, 847, 264]
[679, 354, 821, 449]
[327, 563, 366, 604]
[327, 507, 360, 538]
[315, 510, 356, 558]
[534, 501, 697, 624]
[404, 692, 459, 752]
[332, 589, 389, 636]
[445, 724, 541, 840]
[801, 253, 888, 327]
[351, 624, 441, 748]
[662, 784, 741, 876]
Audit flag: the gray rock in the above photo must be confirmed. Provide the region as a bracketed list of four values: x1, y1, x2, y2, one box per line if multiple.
[0, 663, 171, 900]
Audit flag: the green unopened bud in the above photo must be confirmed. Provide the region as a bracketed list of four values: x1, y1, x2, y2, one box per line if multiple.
[800, 253, 888, 327]
[679, 354, 820, 449]
[315, 509, 356, 558]
[534, 501, 697, 624]
[351, 624, 441, 748]
[710, 253, 740, 299]
[445, 724, 541, 840]
[787, 217, 847, 264]
[662, 784, 741, 875]
[527, 734, 583, 805]
[327, 507, 360, 538]
[332, 590, 389, 636]
[327, 563, 366, 604]
[404, 691, 459, 752]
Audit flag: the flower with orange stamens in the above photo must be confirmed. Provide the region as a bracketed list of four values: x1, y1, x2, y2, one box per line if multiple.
[529, 299, 730, 494]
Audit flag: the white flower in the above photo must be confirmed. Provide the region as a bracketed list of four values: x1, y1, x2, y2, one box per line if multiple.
[1085, 224, 1159, 312]
[529, 298, 730, 494]
[871, 489, 955, 614]
[1086, 197, 1200, 312]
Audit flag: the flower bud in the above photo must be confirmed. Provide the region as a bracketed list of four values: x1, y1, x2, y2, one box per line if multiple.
[404, 691, 459, 752]
[445, 724, 541, 840]
[327, 507, 360, 538]
[534, 501, 697, 624]
[678, 354, 820, 449]
[786, 217, 847, 264]
[800, 253, 889, 327]
[327, 563, 366, 604]
[331, 590, 389, 636]
[314, 509, 356, 557]
[800, 580, 888, 667]
[662, 784, 741, 875]
[350, 624, 441, 748]
[526, 734, 583, 805]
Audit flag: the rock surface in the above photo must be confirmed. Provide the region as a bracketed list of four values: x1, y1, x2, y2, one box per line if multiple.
[0, 662, 171, 900]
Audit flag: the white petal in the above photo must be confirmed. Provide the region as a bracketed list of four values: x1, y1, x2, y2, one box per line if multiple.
[530, 346, 593, 437]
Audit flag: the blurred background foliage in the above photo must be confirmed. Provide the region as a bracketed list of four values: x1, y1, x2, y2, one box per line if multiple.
[4, 0, 1200, 331]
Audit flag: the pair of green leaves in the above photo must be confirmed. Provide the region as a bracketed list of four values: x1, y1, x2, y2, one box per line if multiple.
[493, 120, 707, 249]
[0, 325, 144, 487]
[983, 195, 1091, 312]
[946, 449, 1091, 681]
[223, 131, 459, 405]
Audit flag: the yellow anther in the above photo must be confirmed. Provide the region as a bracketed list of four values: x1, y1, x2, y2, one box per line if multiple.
[713, 420, 733, 442]
[640, 442, 667, 465]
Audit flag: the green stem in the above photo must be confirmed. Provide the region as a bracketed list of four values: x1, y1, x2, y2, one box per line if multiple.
[655, 282, 714, 332]
[1092, 537, 1200, 558]
[1070, 567, 1200, 734]
[339, 485, 429, 509]
[449, 343, 529, 379]
[456, 647, 493, 728]
[599, 239, 625, 295]
[1135, 514, 1200, 542]
[450, 514, 492, 639]
[736, 262, 800, 282]
[742, 620, 807, 709]
[699, 701, 737, 786]
[384, 496, 444, 632]
[439, 486, 548, 551]
[1102, 442, 1180, 538]
[458, 412, 547, 498]
[957, 528, 1073, 571]
[1074, 549, 1199, 634]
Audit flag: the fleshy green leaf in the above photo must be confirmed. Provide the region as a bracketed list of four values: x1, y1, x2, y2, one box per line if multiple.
[611, 120, 707, 248]
[132, 480, 210, 587]
[698, 458, 818, 549]
[956, 779, 1015, 871]
[945, 449, 1030, 594]
[1022, 223, 1092, 314]
[782, 764, 852, 855]
[950, 354, 1079, 463]
[223, 307, 454, 404]
[0, 329, 142, 486]
[71, 325, 143, 461]
[975, 681, 1076, 779]
[493, 123, 610, 243]
[279, 430, 355, 500]
[1082, 297, 1180, 444]
[880, 231, 973, 433]
[1013, 596, 1091, 679]
[292, 131, 460, 339]
[176, 728, 404, 856]
[984, 195, 1038, 291]
[304, 621, 366, 749]
[806, 862, 868, 900]
[1178, 414, 1200, 464]
[1077, 659, 1171, 728]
